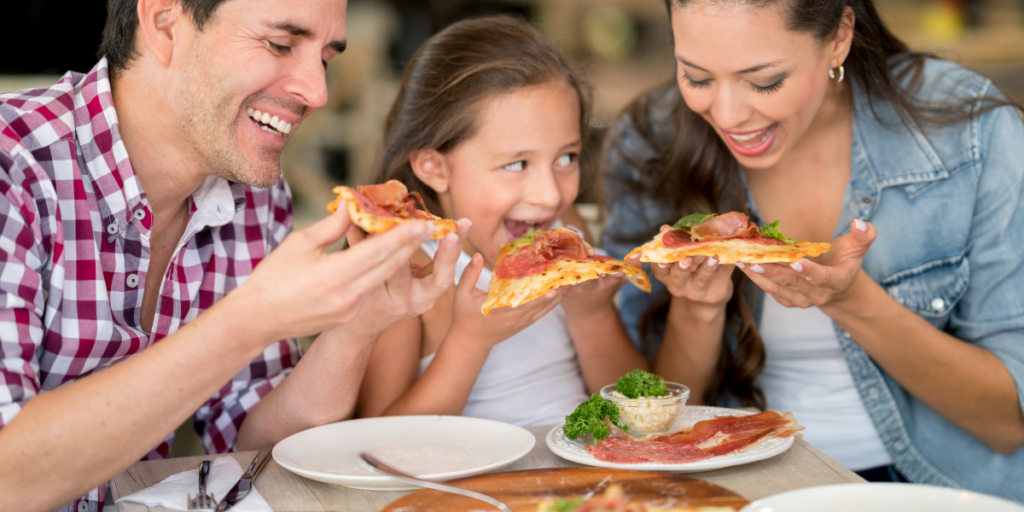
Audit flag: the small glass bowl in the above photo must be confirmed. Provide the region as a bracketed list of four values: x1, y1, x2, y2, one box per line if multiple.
[600, 382, 690, 435]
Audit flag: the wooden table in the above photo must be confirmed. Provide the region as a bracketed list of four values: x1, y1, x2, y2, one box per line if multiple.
[111, 425, 864, 511]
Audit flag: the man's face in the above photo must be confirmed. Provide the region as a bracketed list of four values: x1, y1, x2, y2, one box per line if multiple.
[173, 0, 347, 188]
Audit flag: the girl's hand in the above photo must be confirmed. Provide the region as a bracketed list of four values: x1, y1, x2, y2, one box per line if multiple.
[640, 225, 735, 309]
[561, 272, 627, 320]
[737, 219, 877, 309]
[448, 253, 566, 348]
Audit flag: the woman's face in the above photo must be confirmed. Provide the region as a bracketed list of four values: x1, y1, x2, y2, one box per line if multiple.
[670, 2, 848, 169]
[429, 80, 582, 266]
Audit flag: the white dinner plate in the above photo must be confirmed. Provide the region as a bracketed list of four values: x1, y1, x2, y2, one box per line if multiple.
[273, 415, 535, 491]
[740, 483, 1024, 512]
[546, 405, 794, 472]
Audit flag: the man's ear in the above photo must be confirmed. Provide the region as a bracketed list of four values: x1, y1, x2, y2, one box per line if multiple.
[410, 150, 450, 194]
[136, 0, 186, 68]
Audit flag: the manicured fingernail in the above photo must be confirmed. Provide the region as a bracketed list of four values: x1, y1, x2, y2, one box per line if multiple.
[445, 233, 458, 250]
[790, 261, 803, 272]
[855, 219, 867, 232]
[658, 263, 669, 269]
[678, 261, 689, 270]
[751, 264, 765, 274]
[546, 291, 557, 298]
[736, 262, 745, 269]
[413, 223, 430, 237]
[707, 257, 718, 268]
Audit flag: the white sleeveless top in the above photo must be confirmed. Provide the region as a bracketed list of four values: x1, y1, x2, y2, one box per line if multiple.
[757, 294, 892, 470]
[419, 228, 588, 427]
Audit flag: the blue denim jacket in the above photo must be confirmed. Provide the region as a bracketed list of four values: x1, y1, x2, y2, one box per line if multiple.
[602, 59, 1024, 501]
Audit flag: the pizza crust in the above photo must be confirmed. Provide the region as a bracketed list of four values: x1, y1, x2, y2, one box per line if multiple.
[626, 232, 830, 264]
[327, 186, 456, 240]
[483, 258, 651, 315]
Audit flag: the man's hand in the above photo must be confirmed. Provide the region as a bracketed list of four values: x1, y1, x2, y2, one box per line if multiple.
[340, 219, 472, 337]
[237, 208, 467, 342]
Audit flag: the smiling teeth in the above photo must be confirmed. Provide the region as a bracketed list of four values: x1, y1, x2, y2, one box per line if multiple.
[728, 125, 775, 148]
[246, 107, 293, 135]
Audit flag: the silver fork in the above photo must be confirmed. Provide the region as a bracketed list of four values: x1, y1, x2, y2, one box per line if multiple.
[188, 460, 215, 510]
[359, 453, 512, 512]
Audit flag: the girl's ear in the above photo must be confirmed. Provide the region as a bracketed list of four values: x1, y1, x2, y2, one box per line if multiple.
[830, 6, 856, 67]
[410, 149, 450, 194]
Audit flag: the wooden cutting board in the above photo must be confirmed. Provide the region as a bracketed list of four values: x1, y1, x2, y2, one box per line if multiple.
[381, 467, 749, 512]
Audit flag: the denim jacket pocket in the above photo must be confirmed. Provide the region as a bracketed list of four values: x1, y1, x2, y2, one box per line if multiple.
[882, 255, 970, 320]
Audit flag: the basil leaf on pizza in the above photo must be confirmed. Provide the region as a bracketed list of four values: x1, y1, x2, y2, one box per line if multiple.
[760, 220, 796, 245]
[672, 213, 717, 230]
[626, 211, 830, 265]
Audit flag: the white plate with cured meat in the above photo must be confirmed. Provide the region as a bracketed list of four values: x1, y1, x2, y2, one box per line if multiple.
[273, 415, 535, 490]
[546, 406, 800, 472]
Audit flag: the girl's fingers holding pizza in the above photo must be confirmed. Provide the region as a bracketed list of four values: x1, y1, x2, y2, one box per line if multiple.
[456, 253, 485, 298]
[455, 218, 472, 237]
[689, 256, 721, 288]
[739, 264, 816, 308]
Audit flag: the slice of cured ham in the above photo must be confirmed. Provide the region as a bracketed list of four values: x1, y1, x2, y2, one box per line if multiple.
[588, 411, 804, 464]
[354, 180, 432, 220]
[688, 212, 761, 242]
[494, 227, 597, 279]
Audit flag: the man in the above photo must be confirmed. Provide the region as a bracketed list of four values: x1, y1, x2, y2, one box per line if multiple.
[0, 0, 468, 510]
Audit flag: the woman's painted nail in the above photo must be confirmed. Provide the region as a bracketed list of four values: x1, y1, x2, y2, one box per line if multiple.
[679, 260, 689, 270]
[751, 264, 765, 274]
[854, 219, 867, 232]
[658, 263, 669, 269]
[736, 262, 745, 269]
[707, 257, 719, 268]
[790, 261, 804, 272]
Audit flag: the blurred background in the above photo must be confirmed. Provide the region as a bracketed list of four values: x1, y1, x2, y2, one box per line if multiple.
[2, 0, 1022, 456]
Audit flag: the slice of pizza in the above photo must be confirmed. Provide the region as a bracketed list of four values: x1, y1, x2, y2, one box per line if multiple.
[626, 212, 830, 264]
[326, 180, 456, 240]
[483, 227, 651, 315]
[537, 484, 738, 512]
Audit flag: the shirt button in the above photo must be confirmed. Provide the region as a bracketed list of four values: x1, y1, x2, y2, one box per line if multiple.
[892, 440, 906, 452]
[78, 502, 89, 512]
[868, 387, 880, 399]
[126, 274, 139, 288]
[860, 196, 873, 206]
[133, 209, 146, 220]
[931, 298, 945, 311]
[106, 221, 118, 235]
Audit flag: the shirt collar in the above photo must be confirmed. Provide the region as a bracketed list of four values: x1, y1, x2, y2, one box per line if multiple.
[73, 57, 149, 236]
[72, 58, 249, 239]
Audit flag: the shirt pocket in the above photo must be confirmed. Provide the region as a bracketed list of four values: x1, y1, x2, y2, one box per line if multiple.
[882, 255, 970, 324]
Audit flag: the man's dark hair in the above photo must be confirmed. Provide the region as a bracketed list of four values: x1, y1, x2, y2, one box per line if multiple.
[98, 0, 230, 73]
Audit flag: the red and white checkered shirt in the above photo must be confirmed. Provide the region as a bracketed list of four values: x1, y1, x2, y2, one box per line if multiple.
[0, 59, 301, 511]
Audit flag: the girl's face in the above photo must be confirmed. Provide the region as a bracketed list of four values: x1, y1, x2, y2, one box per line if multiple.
[421, 80, 582, 266]
[670, 2, 851, 169]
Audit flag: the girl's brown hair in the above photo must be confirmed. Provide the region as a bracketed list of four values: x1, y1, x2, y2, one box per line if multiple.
[605, 0, 1021, 409]
[371, 15, 591, 212]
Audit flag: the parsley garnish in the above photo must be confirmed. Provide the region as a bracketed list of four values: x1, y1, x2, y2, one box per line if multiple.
[760, 220, 795, 244]
[616, 369, 667, 399]
[671, 213, 717, 230]
[563, 394, 624, 443]
[508, 229, 542, 251]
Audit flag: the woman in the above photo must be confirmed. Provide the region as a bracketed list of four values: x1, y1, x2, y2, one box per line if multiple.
[602, 0, 1024, 499]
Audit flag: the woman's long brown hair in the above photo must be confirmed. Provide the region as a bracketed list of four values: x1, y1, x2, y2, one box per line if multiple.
[605, 0, 1021, 409]
[370, 15, 591, 212]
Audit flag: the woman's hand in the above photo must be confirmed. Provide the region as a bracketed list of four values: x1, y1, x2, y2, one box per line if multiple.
[447, 253, 566, 349]
[561, 272, 627, 320]
[642, 225, 736, 309]
[737, 219, 877, 309]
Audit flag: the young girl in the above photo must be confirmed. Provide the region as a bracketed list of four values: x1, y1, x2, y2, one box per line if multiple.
[356, 16, 647, 426]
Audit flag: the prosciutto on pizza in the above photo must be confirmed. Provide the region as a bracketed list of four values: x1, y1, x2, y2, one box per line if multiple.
[626, 212, 830, 264]
[483, 227, 651, 315]
[326, 180, 456, 240]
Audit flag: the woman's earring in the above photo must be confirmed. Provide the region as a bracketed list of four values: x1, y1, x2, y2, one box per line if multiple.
[829, 64, 845, 83]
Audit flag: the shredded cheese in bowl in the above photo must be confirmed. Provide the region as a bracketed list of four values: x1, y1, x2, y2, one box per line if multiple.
[600, 382, 690, 435]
